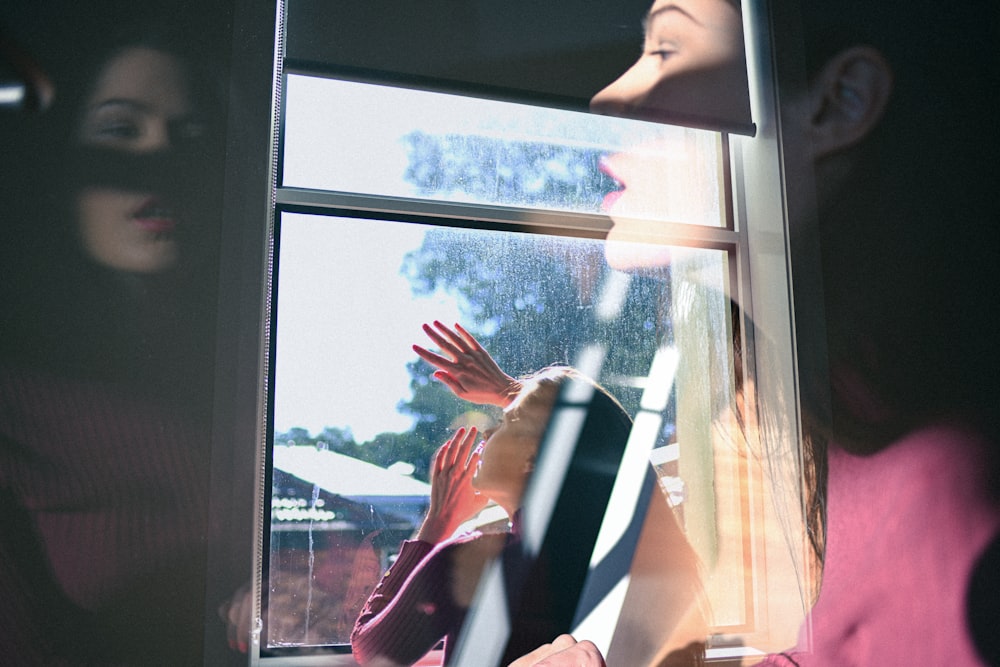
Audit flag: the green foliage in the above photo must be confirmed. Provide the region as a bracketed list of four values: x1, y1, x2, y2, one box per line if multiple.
[403, 131, 617, 212]
[399, 225, 673, 442]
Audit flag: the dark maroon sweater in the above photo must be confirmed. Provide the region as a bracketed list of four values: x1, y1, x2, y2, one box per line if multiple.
[352, 529, 512, 666]
[0, 364, 218, 665]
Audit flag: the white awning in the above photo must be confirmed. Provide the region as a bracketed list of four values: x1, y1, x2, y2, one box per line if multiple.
[272, 444, 430, 498]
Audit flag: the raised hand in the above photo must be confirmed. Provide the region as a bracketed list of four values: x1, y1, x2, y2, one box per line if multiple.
[415, 427, 490, 544]
[507, 635, 606, 667]
[413, 321, 521, 407]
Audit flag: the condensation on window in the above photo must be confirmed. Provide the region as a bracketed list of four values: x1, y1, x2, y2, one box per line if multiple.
[265, 211, 738, 648]
[281, 76, 724, 227]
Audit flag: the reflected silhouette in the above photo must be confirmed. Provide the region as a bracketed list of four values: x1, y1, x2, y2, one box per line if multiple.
[590, 0, 751, 268]
[0, 15, 235, 665]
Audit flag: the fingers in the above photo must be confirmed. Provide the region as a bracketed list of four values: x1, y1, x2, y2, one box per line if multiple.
[548, 640, 605, 666]
[432, 370, 466, 396]
[421, 321, 466, 359]
[421, 320, 488, 361]
[419, 425, 486, 543]
[453, 321, 486, 352]
[433, 431, 458, 476]
[222, 587, 253, 654]
[447, 427, 465, 467]
[430, 320, 471, 352]
[437, 427, 478, 471]
[457, 426, 480, 467]
[507, 635, 579, 667]
[511, 637, 605, 667]
[413, 343, 454, 369]
[548, 635, 580, 651]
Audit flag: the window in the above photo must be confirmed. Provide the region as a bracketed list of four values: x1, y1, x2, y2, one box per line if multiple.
[251, 1, 818, 664]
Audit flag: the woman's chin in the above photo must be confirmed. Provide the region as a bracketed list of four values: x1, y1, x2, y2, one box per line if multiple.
[603, 237, 672, 272]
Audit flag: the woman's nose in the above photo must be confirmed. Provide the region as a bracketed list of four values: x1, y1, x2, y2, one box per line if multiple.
[146, 120, 172, 151]
[589, 63, 647, 118]
[590, 80, 630, 117]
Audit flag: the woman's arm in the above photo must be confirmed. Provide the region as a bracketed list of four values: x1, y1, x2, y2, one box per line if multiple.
[351, 428, 490, 665]
[352, 532, 507, 666]
[351, 538, 444, 666]
[413, 321, 522, 408]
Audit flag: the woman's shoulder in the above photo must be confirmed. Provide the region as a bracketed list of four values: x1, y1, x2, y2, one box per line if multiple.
[432, 531, 509, 609]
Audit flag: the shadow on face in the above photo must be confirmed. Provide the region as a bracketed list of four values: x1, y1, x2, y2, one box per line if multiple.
[74, 46, 204, 274]
[590, 0, 750, 131]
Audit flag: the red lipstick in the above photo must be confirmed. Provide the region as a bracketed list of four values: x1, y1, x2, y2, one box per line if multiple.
[131, 197, 177, 233]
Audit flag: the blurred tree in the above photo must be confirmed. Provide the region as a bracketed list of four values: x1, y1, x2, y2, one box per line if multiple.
[397, 223, 674, 466]
[275, 134, 677, 482]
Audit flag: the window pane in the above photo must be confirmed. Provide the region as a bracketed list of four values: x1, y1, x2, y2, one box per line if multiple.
[265, 211, 739, 649]
[282, 76, 725, 227]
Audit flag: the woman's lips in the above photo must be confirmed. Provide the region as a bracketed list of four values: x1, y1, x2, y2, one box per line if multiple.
[599, 159, 624, 212]
[131, 197, 177, 233]
[602, 189, 624, 210]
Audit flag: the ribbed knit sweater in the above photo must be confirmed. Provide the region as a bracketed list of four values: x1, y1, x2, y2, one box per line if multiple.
[0, 364, 216, 665]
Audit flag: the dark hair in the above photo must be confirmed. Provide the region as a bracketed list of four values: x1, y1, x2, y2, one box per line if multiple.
[795, 0, 999, 449]
[0, 16, 229, 407]
[501, 365, 634, 661]
[784, 0, 1000, 581]
[511, 365, 634, 454]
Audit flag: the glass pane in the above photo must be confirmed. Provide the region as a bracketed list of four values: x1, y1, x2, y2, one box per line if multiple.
[282, 76, 725, 227]
[265, 211, 741, 650]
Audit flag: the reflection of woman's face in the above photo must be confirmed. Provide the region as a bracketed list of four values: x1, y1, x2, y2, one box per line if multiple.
[472, 405, 543, 509]
[592, 0, 745, 271]
[76, 47, 195, 273]
[590, 0, 749, 125]
[599, 137, 684, 270]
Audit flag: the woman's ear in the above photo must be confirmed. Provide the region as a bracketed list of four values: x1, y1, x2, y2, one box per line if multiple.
[805, 46, 893, 158]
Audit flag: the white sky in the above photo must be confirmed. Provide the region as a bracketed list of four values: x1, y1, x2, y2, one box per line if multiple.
[271, 214, 462, 441]
[281, 75, 668, 195]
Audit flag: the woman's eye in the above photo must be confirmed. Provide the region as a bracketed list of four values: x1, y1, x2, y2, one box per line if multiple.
[648, 47, 676, 62]
[81, 118, 143, 145]
[80, 103, 146, 145]
[95, 121, 141, 139]
[170, 118, 209, 145]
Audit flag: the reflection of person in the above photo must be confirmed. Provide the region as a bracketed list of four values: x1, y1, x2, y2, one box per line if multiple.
[591, 0, 748, 270]
[589, 0, 749, 129]
[513, 0, 1000, 666]
[3, 27, 223, 387]
[0, 26, 232, 665]
[351, 322, 633, 666]
[75, 46, 208, 273]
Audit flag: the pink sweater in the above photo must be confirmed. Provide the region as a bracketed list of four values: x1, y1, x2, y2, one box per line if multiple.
[762, 422, 999, 666]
